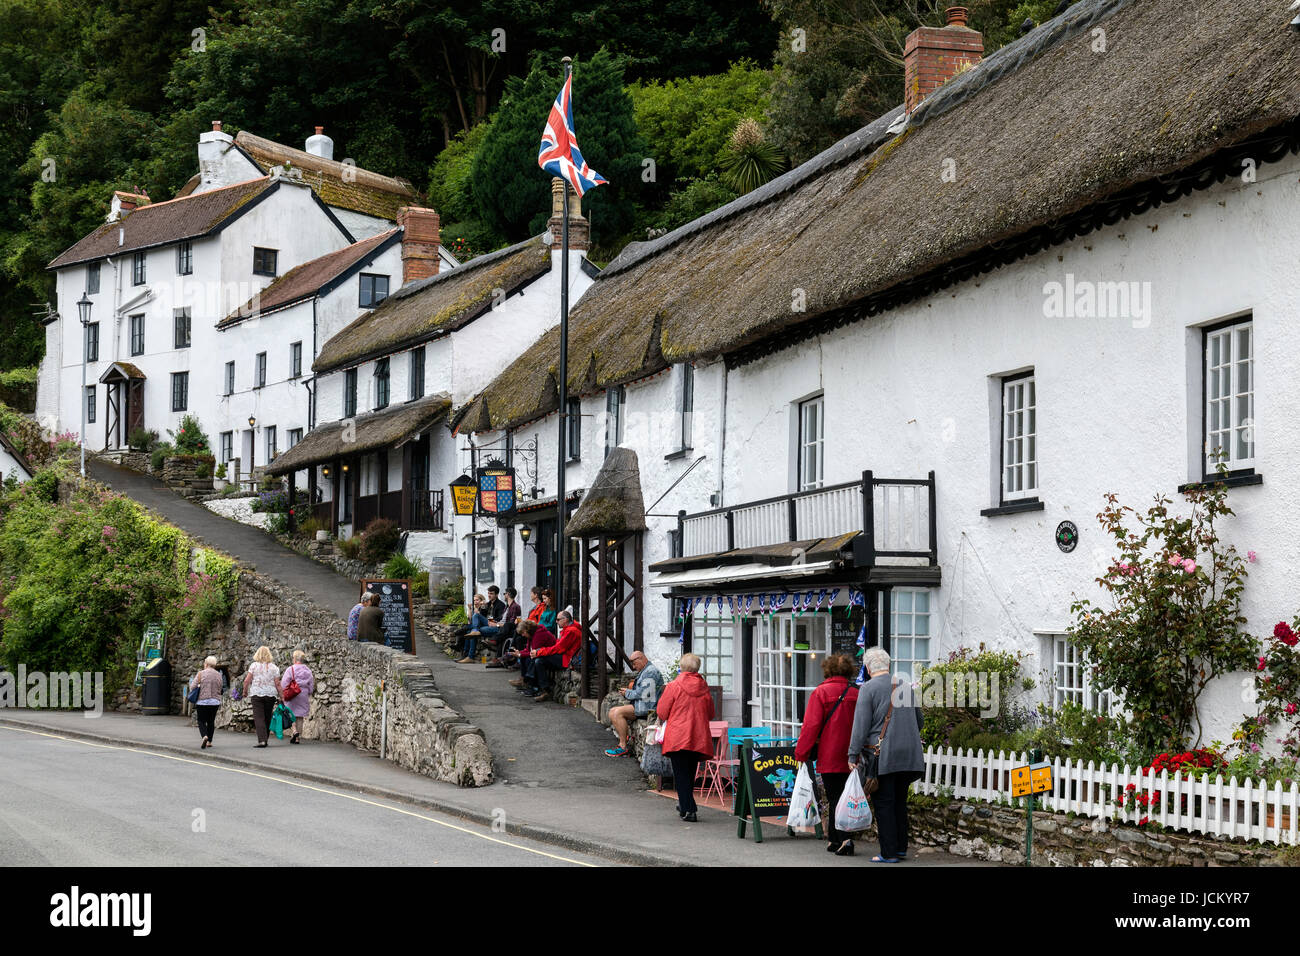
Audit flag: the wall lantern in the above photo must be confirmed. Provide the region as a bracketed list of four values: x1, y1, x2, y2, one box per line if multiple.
[248, 415, 256, 429]
[519, 525, 535, 551]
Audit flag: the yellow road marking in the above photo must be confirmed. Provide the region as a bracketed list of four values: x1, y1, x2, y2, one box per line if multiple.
[0, 725, 595, 866]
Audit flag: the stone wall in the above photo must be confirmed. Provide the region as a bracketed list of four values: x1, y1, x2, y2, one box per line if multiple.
[171, 570, 493, 786]
[161, 455, 215, 497]
[907, 797, 1290, 866]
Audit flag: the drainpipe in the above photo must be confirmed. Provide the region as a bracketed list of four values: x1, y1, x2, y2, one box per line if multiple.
[715, 361, 727, 507]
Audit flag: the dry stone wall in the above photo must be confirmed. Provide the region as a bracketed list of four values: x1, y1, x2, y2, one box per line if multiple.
[907, 798, 1289, 866]
[171, 571, 493, 786]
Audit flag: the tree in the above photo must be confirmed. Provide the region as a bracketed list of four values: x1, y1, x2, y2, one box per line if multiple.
[1069, 480, 1259, 755]
[470, 49, 647, 248]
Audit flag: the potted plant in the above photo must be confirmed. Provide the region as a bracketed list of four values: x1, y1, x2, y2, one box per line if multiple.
[213, 462, 228, 491]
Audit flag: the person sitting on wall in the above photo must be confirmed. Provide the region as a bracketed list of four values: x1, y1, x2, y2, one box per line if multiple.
[458, 587, 506, 663]
[357, 592, 386, 644]
[508, 618, 556, 694]
[485, 587, 522, 666]
[453, 594, 486, 659]
[603, 651, 664, 757]
[529, 610, 582, 703]
[347, 593, 366, 641]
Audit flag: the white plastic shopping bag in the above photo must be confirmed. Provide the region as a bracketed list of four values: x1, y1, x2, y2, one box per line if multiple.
[835, 768, 874, 832]
[785, 763, 821, 829]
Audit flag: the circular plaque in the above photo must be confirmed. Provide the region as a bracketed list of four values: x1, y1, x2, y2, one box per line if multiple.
[1055, 520, 1078, 553]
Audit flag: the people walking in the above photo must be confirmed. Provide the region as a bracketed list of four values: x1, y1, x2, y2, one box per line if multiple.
[654, 653, 715, 822]
[243, 646, 281, 747]
[848, 647, 925, 862]
[189, 656, 224, 749]
[794, 653, 861, 855]
[280, 649, 315, 745]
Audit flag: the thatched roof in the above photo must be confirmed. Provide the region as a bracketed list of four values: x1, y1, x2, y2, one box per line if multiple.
[48, 178, 274, 269]
[564, 447, 646, 537]
[266, 393, 451, 475]
[455, 0, 1300, 433]
[313, 236, 553, 375]
[235, 131, 419, 221]
[219, 228, 400, 328]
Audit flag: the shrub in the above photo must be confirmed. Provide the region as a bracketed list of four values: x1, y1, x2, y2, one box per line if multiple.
[214, 463, 227, 480]
[296, 516, 324, 538]
[127, 427, 158, 452]
[919, 644, 1032, 748]
[337, 536, 361, 560]
[411, 577, 429, 599]
[1024, 702, 1137, 766]
[358, 517, 401, 565]
[1238, 619, 1300, 760]
[383, 553, 425, 580]
[150, 442, 174, 472]
[167, 414, 210, 456]
[250, 489, 306, 514]
[194, 460, 212, 479]
[441, 605, 468, 626]
[1070, 475, 1258, 754]
[265, 512, 288, 535]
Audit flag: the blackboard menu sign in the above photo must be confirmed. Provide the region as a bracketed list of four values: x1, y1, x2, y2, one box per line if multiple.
[361, 579, 416, 654]
[742, 745, 800, 817]
[832, 606, 865, 657]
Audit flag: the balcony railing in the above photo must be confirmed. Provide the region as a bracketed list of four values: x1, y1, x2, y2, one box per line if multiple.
[409, 488, 445, 531]
[678, 470, 936, 564]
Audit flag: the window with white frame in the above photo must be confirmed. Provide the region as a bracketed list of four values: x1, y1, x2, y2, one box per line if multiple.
[85, 386, 96, 424]
[132, 251, 146, 286]
[1001, 372, 1037, 501]
[1048, 633, 1111, 713]
[87, 262, 100, 294]
[255, 351, 267, 389]
[177, 240, 192, 276]
[266, 425, 277, 461]
[678, 363, 694, 450]
[753, 614, 831, 739]
[1204, 318, 1254, 475]
[604, 385, 625, 458]
[224, 361, 235, 396]
[290, 341, 302, 379]
[694, 612, 734, 694]
[798, 395, 824, 491]
[220, 431, 233, 464]
[129, 314, 145, 356]
[287, 428, 302, 449]
[879, 588, 932, 683]
[409, 346, 424, 400]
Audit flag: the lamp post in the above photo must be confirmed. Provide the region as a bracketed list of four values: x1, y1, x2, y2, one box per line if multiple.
[248, 415, 256, 484]
[77, 293, 93, 477]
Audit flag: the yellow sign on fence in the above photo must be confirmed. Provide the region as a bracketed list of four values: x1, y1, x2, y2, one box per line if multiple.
[1011, 762, 1053, 797]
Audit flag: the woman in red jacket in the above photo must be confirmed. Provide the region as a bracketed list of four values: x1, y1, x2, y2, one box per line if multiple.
[795, 654, 861, 855]
[655, 653, 715, 822]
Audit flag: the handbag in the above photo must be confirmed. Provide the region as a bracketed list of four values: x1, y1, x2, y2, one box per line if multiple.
[860, 687, 896, 797]
[282, 664, 302, 702]
[186, 676, 201, 705]
[653, 719, 669, 745]
[640, 718, 672, 775]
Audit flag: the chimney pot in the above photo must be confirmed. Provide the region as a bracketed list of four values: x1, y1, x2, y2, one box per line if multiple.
[946, 6, 968, 26]
[212, 120, 222, 132]
[315, 126, 324, 135]
[305, 127, 335, 161]
[546, 178, 589, 252]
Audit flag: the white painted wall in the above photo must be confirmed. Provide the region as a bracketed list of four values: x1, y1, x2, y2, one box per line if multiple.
[712, 151, 1300, 743]
[0, 443, 32, 483]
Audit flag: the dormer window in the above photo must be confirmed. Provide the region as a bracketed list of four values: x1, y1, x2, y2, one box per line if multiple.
[359, 274, 389, 308]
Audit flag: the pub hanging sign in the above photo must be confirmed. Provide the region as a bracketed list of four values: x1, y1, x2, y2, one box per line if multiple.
[475, 463, 517, 517]
[449, 474, 477, 517]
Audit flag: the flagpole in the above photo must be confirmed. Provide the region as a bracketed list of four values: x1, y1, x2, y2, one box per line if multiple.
[555, 55, 572, 613]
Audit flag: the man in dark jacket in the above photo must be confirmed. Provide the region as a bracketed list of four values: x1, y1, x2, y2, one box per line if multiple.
[357, 593, 386, 644]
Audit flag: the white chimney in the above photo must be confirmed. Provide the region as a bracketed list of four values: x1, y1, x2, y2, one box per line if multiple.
[197, 120, 236, 190]
[305, 126, 334, 160]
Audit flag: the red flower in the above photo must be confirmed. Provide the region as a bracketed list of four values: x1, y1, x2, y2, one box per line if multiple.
[1274, 621, 1298, 647]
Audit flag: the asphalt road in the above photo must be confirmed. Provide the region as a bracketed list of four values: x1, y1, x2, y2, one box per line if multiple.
[0, 726, 608, 867]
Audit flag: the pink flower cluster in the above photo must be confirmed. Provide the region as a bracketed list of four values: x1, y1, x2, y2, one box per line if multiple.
[1274, 621, 1299, 648]
[1167, 553, 1196, 574]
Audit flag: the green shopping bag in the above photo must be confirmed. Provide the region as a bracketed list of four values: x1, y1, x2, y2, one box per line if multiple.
[271, 703, 295, 740]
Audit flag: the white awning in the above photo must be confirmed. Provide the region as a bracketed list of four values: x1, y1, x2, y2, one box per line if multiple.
[649, 560, 838, 590]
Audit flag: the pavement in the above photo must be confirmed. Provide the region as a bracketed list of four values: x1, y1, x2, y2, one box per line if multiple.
[0, 710, 996, 867]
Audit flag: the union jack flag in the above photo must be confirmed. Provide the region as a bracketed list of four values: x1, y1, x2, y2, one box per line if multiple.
[538, 74, 608, 198]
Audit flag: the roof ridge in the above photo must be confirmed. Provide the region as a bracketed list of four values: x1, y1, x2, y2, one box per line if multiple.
[236, 130, 416, 194]
[119, 175, 271, 214]
[599, 0, 1130, 279]
[389, 234, 549, 301]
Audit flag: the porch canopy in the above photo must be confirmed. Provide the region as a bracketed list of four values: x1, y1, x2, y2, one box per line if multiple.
[265, 391, 451, 476]
[649, 531, 941, 592]
[98, 361, 146, 384]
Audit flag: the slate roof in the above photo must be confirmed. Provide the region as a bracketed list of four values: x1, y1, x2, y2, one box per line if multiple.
[48, 178, 274, 269]
[219, 228, 401, 328]
[454, 0, 1300, 433]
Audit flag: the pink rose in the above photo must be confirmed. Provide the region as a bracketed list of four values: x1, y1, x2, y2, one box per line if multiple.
[1182, 559, 1196, 574]
[1247, 551, 1258, 563]
[1258, 657, 1268, 671]
[1287, 703, 1298, 716]
[1168, 553, 1182, 566]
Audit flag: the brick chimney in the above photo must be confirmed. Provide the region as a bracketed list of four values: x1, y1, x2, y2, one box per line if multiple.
[903, 6, 984, 114]
[546, 179, 589, 251]
[397, 206, 441, 283]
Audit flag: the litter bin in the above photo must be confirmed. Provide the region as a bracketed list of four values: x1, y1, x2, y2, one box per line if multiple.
[141, 658, 172, 715]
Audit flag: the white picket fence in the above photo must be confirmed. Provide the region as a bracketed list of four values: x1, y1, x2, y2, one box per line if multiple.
[919, 747, 1300, 846]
